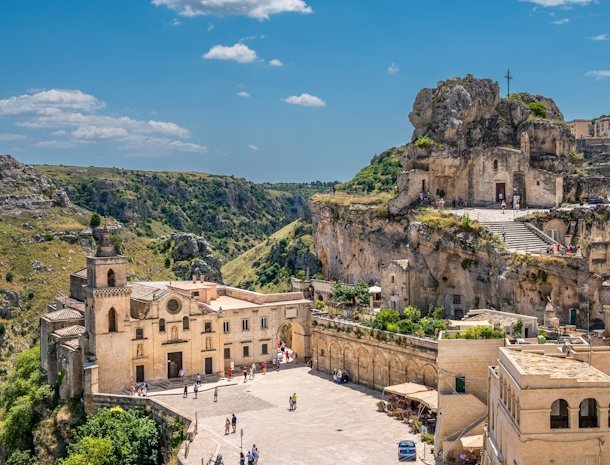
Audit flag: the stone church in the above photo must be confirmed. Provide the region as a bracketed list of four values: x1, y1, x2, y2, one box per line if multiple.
[41, 228, 312, 398]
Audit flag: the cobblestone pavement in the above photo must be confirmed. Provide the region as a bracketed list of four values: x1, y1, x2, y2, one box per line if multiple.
[156, 366, 433, 465]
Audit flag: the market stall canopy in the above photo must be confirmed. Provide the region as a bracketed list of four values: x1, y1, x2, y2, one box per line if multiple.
[460, 434, 483, 450]
[409, 389, 438, 412]
[383, 382, 438, 412]
[383, 382, 431, 397]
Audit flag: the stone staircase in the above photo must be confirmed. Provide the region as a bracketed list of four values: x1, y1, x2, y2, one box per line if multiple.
[482, 221, 553, 253]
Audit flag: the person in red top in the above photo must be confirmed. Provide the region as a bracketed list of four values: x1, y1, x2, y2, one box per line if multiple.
[227, 367, 232, 380]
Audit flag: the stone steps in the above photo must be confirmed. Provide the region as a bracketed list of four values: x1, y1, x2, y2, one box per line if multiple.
[482, 221, 552, 253]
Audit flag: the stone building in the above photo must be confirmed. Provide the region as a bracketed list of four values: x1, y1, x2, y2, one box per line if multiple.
[381, 259, 411, 311]
[483, 346, 610, 465]
[41, 228, 312, 397]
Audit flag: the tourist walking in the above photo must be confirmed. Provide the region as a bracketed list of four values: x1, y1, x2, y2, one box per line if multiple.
[214, 386, 218, 402]
[239, 452, 245, 465]
[292, 392, 297, 410]
[225, 417, 230, 435]
[249, 366, 253, 380]
[289, 396, 294, 411]
[193, 383, 199, 399]
[246, 450, 254, 465]
[196, 372, 201, 385]
[252, 445, 259, 464]
[251, 362, 256, 377]
[243, 366, 248, 383]
[227, 367, 232, 380]
[231, 413, 237, 433]
[183, 383, 188, 398]
[262, 362, 267, 375]
[272, 356, 276, 370]
[178, 368, 185, 381]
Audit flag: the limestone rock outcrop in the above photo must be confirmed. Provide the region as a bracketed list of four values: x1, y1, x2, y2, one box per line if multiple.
[170, 233, 223, 283]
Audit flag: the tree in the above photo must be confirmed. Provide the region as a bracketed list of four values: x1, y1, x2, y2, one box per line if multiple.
[370, 309, 400, 331]
[62, 437, 114, 465]
[6, 450, 35, 465]
[511, 319, 524, 338]
[90, 213, 101, 228]
[403, 306, 421, 322]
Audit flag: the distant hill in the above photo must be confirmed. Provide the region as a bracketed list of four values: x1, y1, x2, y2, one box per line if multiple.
[338, 146, 405, 194]
[39, 165, 332, 261]
[222, 219, 321, 293]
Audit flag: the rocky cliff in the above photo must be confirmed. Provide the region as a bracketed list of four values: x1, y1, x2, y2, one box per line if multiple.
[409, 74, 574, 154]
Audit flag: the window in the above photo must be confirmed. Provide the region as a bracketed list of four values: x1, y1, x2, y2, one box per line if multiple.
[243, 345, 250, 357]
[261, 317, 268, 329]
[135, 328, 143, 340]
[204, 322, 212, 333]
[223, 321, 230, 333]
[167, 299, 181, 314]
[107, 269, 115, 287]
[452, 294, 461, 305]
[579, 398, 599, 428]
[320, 348, 325, 357]
[262, 343, 268, 355]
[108, 308, 117, 333]
[224, 347, 231, 359]
[159, 318, 166, 332]
[390, 274, 395, 284]
[455, 376, 466, 393]
[550, 399, 569, 429]
[242, 319, 249, 331]
[493, 159, 498, 171]
[183, 316, 189, 330]
[205, 337, 212, 350]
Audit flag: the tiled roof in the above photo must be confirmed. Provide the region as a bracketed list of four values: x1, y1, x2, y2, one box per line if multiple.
[53, 325, 86, 338]
[44, 308, 84, 322]
[130, 282, 169, 301]
[72, 269, 87, 278]
[391, 259, 410, 270]
[61, 338, 81, 351]
[56, 296, 85, 311]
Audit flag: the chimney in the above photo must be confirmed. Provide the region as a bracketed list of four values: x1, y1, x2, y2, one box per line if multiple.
[192, 275, 196, 283]
[199, 275, 204, 283]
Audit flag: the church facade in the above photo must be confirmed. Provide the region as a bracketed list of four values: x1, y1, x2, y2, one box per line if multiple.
[41, 229, 312, 397]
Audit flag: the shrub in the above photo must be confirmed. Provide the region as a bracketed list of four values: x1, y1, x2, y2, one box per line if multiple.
[43, 232, 54, 242]
[460, 326, 506, 339]
[528, 101, 547, 118]
[89, 213, 101, 228]
[5, 271, 14, 282]
[511, 319, 524, 338]
[414, 136, 436, 148]
[6, 450, 35, 465]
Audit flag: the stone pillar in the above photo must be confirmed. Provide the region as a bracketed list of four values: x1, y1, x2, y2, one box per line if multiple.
[569, 407, 580, 429]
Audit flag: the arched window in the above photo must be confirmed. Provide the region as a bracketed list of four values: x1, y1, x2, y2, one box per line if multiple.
[159, 318, 166, 333]
[493, 160, 498, 171]
[550, 399, 569, 428]
[183, 316, 189, 330]
[108, 308, 117, 333]
[107, 269, 116, 287]
[579, 398, 598, 428]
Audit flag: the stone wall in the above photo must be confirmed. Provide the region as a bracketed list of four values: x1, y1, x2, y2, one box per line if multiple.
[311, 315, 438, 390]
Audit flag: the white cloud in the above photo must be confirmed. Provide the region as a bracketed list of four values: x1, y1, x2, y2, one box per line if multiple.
[152, 0, 313, 20]
[237, 91, 251, 98]
[521, 0, 592, 6]
[586, 70, 610, 80]
[203, 43, 257, 63]
[269, 58, 284, 67]
[0, 89, 104, 116]
[590, 33, 609, 41]
[552, 18, 570, 24]
[170, 18, 182, 26]
[0, 133, 26, 142]
[283, 93, 326, 107]
[0, 89, 206, 155]
[388, 63, 399, 74]
[207, 22, 215, 31]
[248, 144, 260, 151]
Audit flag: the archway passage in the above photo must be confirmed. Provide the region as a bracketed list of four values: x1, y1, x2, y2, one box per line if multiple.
[277, 321, 306, 364]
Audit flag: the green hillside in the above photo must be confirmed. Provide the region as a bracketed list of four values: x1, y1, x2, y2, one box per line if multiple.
[338, 146, 405, 193]
[222, 220, 321, 293]
[39, 165, 331, 260]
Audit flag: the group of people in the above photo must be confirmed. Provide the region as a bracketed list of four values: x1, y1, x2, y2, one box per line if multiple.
[546, 242, 581, 256]
[288, 392, 297, 411]
[239, 445, 260, 465]
[182, 383, 219, 402]
[129, 381, 149, 397]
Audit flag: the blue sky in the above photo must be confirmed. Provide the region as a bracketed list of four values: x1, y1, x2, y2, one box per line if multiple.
[1, 0, 609, 182]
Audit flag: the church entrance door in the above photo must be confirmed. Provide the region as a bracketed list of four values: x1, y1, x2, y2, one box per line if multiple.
[167, 352, 183, 379]
[204, 357, 213, 375]
[496, 183, 506, 202]
[136, 365, 144, 383]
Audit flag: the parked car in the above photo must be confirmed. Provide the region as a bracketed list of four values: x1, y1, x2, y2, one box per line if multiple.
[587, 196, 605, 205]
[398, 440, 417, 462]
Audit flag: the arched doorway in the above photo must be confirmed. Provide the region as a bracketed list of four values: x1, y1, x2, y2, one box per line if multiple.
[277, 321, 306, 363]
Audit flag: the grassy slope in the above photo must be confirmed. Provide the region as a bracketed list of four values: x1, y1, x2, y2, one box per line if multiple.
[38, 165, 330, 261]
[338, 146, 405, 194]
[0, 208, 174, 369]
[222, 220, 315, 293]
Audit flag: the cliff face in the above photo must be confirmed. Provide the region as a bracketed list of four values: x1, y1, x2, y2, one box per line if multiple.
[311, 200, 605, 322]
[310, 201, 410, 283]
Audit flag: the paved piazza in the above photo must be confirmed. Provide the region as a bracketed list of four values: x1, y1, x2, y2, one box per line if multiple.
[155, 366, 432, 464]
